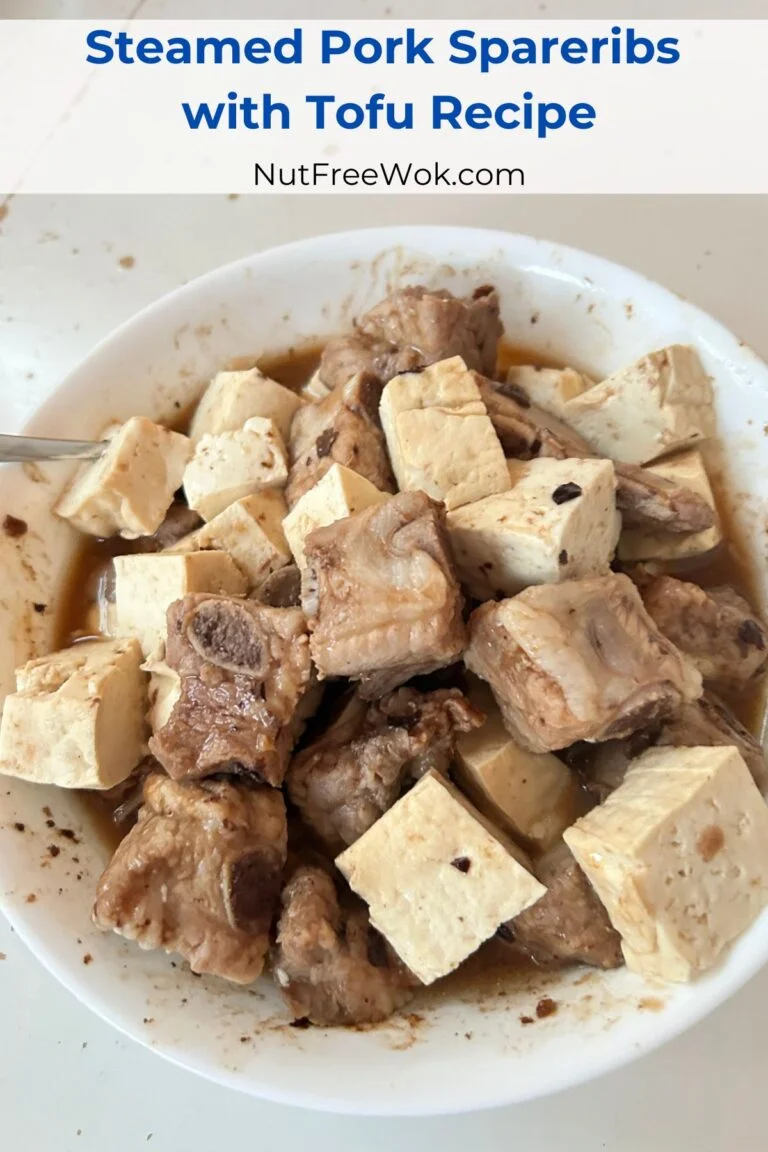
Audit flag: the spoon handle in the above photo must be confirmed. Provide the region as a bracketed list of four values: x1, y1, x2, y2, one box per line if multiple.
[0, 435, 108, 463]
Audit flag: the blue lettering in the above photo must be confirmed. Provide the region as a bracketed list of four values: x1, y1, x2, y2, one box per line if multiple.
[182, 101, 224, 130]
[448, 30, 476, 65]
[306, 94, 336, 128]
[85, 29, 113, 64]
[321, 30, 350, 63]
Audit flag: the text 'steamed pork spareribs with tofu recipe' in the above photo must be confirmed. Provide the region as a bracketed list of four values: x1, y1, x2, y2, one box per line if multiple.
[3, 282, 768, 1027]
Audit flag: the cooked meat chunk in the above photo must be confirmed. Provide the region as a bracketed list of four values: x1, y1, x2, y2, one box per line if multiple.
[287, 687, 483, 850]
[641, 576, 768, 687]
[252, 564, 301, 608]
[286, 372, 395, 507]
[564, 727, 661, 803]
[480, 379, 588, 460]
[615, 462, 716, 533]
[318, 331, 424, 396]
[363, 285, 502, 375]
[93, 774, 287, 984]
[150, 594, 312, 785]
[134, 502, 204, 552]
[503, 842, 623, 969]
[659, 692, 768, 797]
[481, 380, 715, 534]
[302, 491, 467, 699]
[566, 690, 767, 802]
[465, 573, 702, 753]
[272, 866, 417, 1025]
[84, 756, 160, 833]
[318, 286, 502, 390]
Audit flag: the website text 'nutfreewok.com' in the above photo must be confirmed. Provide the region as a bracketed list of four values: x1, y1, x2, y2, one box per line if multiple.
[253, 160, 525, 188]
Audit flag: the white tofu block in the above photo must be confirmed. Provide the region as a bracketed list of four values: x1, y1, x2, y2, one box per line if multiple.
[447, 457, 620, 599]
[170, 492, 290, 587]
[562, 345, 714, 466]
[282, 463, 388, 568]
[0, 639, 147, 789]
[455, 684, 579, 850]
[565, 745, 768, 983]
[142, 651, 181, 733]
[183, 417, 288, 520]
[55, 417, 192, 539]
[506, 365, 591, 418]
[618, 449, 722, 562]
[380, 356, 510, 511]
[300, 368, 332, 402]
[336, 769, 545, 984]
[113, 551, 247, 656]
[189, 367, 304, 444]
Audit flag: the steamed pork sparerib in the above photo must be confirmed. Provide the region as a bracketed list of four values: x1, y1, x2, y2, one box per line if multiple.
[302, 490, 467, 698]
[93, 775, 287, 983]
[465, 573, 703, 753]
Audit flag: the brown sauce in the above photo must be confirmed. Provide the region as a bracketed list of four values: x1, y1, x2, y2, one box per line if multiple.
[496, 341, 567, 374]
[57, 338, 766, 879]
[419, 935, 553, 1006]
[259, 343, 323, 391]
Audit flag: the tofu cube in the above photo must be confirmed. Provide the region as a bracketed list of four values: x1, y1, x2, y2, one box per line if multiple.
[189, 368, 304, 444]
[506, 365, 590, 418]
[170, 492, 290, 587]
[142, 652, 181, 733]
[618, 449, 722, 562]
[282, 463, 388, 569]
[455, 683, 580, 850]
[183, 417, 288, 520]
[55, 417, 192, 539]
[380, 356, 510, 510]
[0, 639, 147, 789]
[447, 457, 620, 599]
[300, 368, 332, 402]
[336, 769, 545, 984]
[564, 745, 768, 982]
[114, 551, 246, 656]
[562, 345, 715, 466]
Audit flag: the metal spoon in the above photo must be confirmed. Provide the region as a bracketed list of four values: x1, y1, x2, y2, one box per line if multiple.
[0, 435, 108, 463]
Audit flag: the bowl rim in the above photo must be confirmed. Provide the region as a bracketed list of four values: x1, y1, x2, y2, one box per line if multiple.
[2, 224, 768, 1116]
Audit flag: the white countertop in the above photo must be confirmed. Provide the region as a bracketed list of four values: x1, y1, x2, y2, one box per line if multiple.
[1, 190, 768, 1150]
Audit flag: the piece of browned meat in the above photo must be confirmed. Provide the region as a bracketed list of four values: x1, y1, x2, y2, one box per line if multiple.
[563, 728, 661, 804]
[503, 842, 623, 969]
[251, 564, 301, 608]
[480, 379, 715, 534]
[614, 462, 716, 532]
[566, 689, 767, 802]
[318, 285, 502, 390]
[465, 573, 702, 753]
[84, 756, 161, 834]
[318, 331, 424, 396]
[641, 576, 768, 687]
[479, 378, 585, 459]
[287, 687, 484, 850]
[134, 502, 204, 552]
[150, 594, 312, 786]
[286, 372, 395, 507]
[93, 774, 287, 984]
[302, 491, 467, 699]
[272, 866, 417, 1025]
[659, 692, 768, 797]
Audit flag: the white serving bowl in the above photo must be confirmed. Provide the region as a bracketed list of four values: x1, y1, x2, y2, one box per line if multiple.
[1, 226, 767, 1117]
